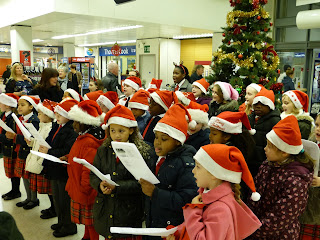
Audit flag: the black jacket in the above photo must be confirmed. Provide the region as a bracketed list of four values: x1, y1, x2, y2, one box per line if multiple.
[29, 86, 63, 102]
[190, 72, 202, 83]
[101, 72, 120, 93]
[2, 70, 11, 84]
[0, 112, 17, 159]
[282, 76, 295, 92]
[185, 128, 210, 151]
[142, 115, 162, 146]
[208, 100, 239, 118]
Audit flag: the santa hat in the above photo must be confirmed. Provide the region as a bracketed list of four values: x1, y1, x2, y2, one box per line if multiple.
[154, 103, 196, 144]
[252, 88, 275, 110]
[147, 78, 162, 91]
[123, 76, 142, 91]
[214, 82, 239, 101]
[54, 99, 78, 119]
[128, 89, 150, 111]
[37, 99, 58, 119]
[83, 90, 104, 101]
[0, 93, 19, 108]
[175, 91, 196, 106]
[187, 101, 209, 128]
[247, 83, 263, 93]
[194, 144, 260, 201]
[20, 96, 40, 111]
[209, 111, 256, 135]
[64, 89, 84, 102]
[102, 104, 137, 130]
[150, 90, 178, 111]
[266, 115, 303, 155]
[96, 91, 119, 110]
[68, 100, 103, 126]
[192, 78, 210, 94]
[283, 90, 309, 112]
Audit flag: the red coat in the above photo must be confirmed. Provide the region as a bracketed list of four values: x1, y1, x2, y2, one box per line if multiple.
[66, 133, 103, 205]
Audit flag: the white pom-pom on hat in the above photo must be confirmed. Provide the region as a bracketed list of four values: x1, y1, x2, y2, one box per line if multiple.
[248, 129, 256, 135]
[251, 192, 261, 201]
[188, 120, 197, 130]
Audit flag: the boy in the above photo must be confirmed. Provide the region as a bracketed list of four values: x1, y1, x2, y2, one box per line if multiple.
[118, 76, 141, 107]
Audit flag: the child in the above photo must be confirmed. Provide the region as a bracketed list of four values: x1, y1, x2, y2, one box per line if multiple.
[142, 90, 178, 145]
[83, 90, 104, 101]
[175, 91, 196, 107]
[167, 144, 262, 240]
[90, 105, 155, 239]
[247, 115, 314, 239]
[208, 81, 239, 118]
[63, 88, 84, 102]
[248, 88, 281, 177]
[0, 93, 20, 201]
[5, 96, 40, 208]
[88, 78, 104, 92]
[170, 63, 192, 92]
[191, 78, 211, 106]
[140, 104, 198, 240]
[119, 76, 142, 107]
[96, 91, 119, 113]
[128, 89, 151, 134]
[40, 98, 78, 238]
[239, 83, 263, 115]
[281, 90, 314, 139]
[146, 78, 162, 93]
[66, 100, 105, 240]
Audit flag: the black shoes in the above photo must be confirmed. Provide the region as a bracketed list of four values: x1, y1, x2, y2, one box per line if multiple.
[2, 190, 12, 198]
[3, 191, 21, 200]
[51, 223, 61, 231]
[40, 208, 57, 219]
[23, 199, 40, 210]
[16, 199, 30, 207]
[53, 225, 77, 238]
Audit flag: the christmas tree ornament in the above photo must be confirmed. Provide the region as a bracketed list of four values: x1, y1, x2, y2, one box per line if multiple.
[223, 33, 226, 37]
[257, 16, 261, 20]
[264, 28, 269, 32]
[238, 54, 243, 59]
[256, 31, 260, 35]
[270, 22, 273, 26]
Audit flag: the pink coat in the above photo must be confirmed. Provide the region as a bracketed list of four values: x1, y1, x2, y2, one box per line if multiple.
[174, 182, 261, 240]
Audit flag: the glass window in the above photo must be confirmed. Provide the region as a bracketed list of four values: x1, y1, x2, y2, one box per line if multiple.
[277, 0, 309, 19]
[285, 27, 308, 42]
[310, 28, 320, 41]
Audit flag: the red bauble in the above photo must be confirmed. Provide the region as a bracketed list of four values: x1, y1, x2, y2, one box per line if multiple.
[264, 28, 269, 32]
[228, 41, 231, 45]
[266, 80, 270, 83]
[270, 22, 273, 26]
[257, 16, 261, 20]
[238, 54, 243, 59]
[256, 31, 260, 35]
[223, 33, 226, 37]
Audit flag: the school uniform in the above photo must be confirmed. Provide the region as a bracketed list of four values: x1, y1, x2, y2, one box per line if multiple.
[141, 114, 164, 145]
[185, 129, 210, 151]
[119, 94, 133, 107]
[136, 111, 150, 134]
[170, 79, 192, 92]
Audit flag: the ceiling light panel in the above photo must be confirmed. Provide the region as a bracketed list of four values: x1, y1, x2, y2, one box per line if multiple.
[32, 39, 44, 42]
[173, 33, 213, 39]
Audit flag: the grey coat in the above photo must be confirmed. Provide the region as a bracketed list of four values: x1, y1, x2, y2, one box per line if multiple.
[170, 79, 192, 92]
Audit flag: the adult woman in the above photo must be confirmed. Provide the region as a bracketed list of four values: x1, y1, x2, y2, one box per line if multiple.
[5, 63, 34, 96]
[29, 68, 63, 102]
[58, 66, 72, 91]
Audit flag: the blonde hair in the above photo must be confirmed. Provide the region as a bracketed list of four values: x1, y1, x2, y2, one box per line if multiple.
[213, 84, 227, 104]
[231, 183, 242, 204]
[282, 95, 300, 115]
[9, 63, 23, 81]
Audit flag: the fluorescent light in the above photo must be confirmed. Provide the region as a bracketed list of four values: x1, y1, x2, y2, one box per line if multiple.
[78, 40, 136, 47]
[173, 33, 213, 39]
[32, 39, 44, 43]
[52, 25, 143, 40]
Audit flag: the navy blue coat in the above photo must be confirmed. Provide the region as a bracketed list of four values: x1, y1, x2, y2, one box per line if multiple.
[282, 76, 295, 92]
[185, 128, 210, 151]
[0, 112, 17, 159]
[142, 115, 161, 146]
[137, 111, 150, 135]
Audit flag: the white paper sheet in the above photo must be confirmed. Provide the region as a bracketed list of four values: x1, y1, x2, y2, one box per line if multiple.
[30, 150, 69, 165]
[110, 227, 178, 237]
[0, 118, 15, 133]
[111, 142, 160, 184]
[23, 122, 51, 149]
[12, 113, 32, 140]
[73, 157, 119, 186]
[302, 139, 320, 177]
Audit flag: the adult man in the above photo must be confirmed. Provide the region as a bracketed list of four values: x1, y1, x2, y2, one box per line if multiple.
[190, 65, 204, 83]
[101, 62, 120, 93]
[67, 64, 83, 93]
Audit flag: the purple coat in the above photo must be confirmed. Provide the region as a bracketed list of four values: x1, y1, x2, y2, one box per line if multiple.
[196, 97, 211, 106]
[247, 160, 313, 239]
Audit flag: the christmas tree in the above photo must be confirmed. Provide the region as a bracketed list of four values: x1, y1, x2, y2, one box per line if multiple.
[207, 0, 281, 101]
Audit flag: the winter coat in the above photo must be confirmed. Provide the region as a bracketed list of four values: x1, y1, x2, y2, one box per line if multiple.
[101, 72, 120, 93]
[189, 72, 203, 84]
[0, 112, 17, 159]
[196, 97, 211, 107]
[90, 138, 155, 239]
[42, 121, 77, 180]
[142, 115, 162, 146]
[58, 77, 73, 91]
[68, 71, 83, 92]
[29, 86, 63, 102]
[282, 76, 295, 92]
[170, 80, 193, 92]
[174, 182, 261, 240]
[208, 100, 239, 118]
[137, 111, 151, 134]
[145, 144, 198, 230]
[25, 122, 52, 174]
[66, 133, 103, 206]
[5, 79, 33, 95]
[248, 109, 280, 177]
[185, 128, 210, 151]
[247, 160, 313, 239]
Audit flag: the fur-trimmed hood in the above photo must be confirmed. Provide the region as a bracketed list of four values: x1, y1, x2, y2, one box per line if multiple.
[280, 110, 314, 124]
[217, 99, 239, 112]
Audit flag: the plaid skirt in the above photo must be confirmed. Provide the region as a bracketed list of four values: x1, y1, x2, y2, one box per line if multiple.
[13, 157, 29, 179]
[70, 199, 94, 226]
[300, 224, 320, 239]
[3, 156, 15, 178]
[29, 173, 52, 194]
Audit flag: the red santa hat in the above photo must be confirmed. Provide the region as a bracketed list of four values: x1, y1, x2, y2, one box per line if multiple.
[20, 96, 40, 111]
[54, 99, 78, 119]
[247, 83, 263, 93]
[187, 101, 209, 127]
[283, 90, 309, 112]
[96, 91, 119, 110]
[102, 104, 137, 130]
[192, 78, 210, 94]
[83, 90, 104, 101]
[208, 111, 256, 135]
[266, 115, 303, 155]
[147, 78, 162, 91]
[128, 89, 150, 111]
[0, 93, 19, 108]
[37, 99, 58, 119]
[252, 88, 275, 110]
[64, 89, 84, 102]
[175, 91, 196, 106]
[150, 90, 178, 111]
[123, 76, 142, 91]
[68, 100, 103, 126]
[214, 81, 239, 101]
[154, 103, 196, 144]
[194, 144, 260, 201]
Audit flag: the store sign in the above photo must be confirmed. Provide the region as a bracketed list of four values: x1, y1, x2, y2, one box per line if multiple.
[99, 45, 136, 56]
[87, 48, 93, 56]
[20, 50, 31, 66]
[71, 57, 92, 62]
[33, 46, 63, 54]
[0, 45, 10, 53]
[144, 45, 150, 53]
[294, 52, 305, 58]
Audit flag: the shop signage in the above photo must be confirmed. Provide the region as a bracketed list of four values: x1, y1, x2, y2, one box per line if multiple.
[87, 48, 93, 56]
[33, 46, 63, 54]
[20, 50, 31, 66]
[294, 52, 305, 58]
[99, 45, 136, 56]
[0, 45, 10, 53]
[144, 45, 150, 53]
[71, 57, 92, 62]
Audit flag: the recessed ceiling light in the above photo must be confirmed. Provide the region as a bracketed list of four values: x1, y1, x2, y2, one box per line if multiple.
[173, 33, 213, 39]
[78, 40, 136, 47]
[32, 39, 44, 43]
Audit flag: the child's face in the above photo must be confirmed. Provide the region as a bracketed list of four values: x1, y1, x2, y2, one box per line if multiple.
[63, 92, 72, 100]
[55, 112, 69, 125]
[100, 104, 110, 113]
[89, 81, 98, 92]
[154, 131, 181, 156]
[245, 87, 258, 106]
[212, 86, 223, 103]
[0, 103, 8, 112]
[173, 67, 185, 84]
[192, 161, 215, 189]
[123, 84, 135, 97]
[192, 86, 202, 98]
[18, 99, 33, 116]
[315, 115, 320, 142]
[264, 140, 288, 162]
[209, 127, 230, 144]
[188, 122, 203, 135]
[149, 98, 165, 116]
[131, 108, 145, 119]
[38, 110, 52, 123]
[282, 95, 295, 114]
[109, 123, 133, 142]
[253, 102, 271, 117]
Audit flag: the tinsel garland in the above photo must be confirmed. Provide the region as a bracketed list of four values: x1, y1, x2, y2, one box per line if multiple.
[226, 6, 269, 27]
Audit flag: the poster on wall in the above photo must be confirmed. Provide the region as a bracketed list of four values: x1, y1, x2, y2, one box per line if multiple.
[127, 58, 136, 71]
[20, 50, 31, 66]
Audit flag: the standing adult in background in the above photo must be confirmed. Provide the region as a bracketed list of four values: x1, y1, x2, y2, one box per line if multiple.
[68, 64, 82, 93]
[5, 62, 34, 96]
[58, 66, 72, 91]
[101, 62, 120, 93]
[277, 64, 291, 83]
[2, 65, 11, 84]
[190, 65, 204, 83]
[282, 67, 295, 92]
[128, 69, 140, 78]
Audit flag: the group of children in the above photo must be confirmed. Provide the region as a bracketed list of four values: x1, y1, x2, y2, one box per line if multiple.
[1, 64, 320, 240]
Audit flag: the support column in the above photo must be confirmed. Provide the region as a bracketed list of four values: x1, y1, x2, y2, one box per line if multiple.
[10, 25, 33, 66]
[63, 43, 75, 57]
[212, 32, 223, 52]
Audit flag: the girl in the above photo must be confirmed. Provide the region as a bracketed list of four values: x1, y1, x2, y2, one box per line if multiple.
[171, 63, 192, 92]
[247, 115, 314, 239]
[0, 93, 20, 201]
[208, 81, 239, 118]
[90, 104, 155, 239]
[63, 88, 84, 102]
[96, 91, 119, 113]
[88, 78, 104, 92]
[239, 83, 263, 115]
[66, 100, 105, 240]
[281, 90, 313, 140]
[119, 76, 142, 107]
[191, 78, 211, 106]
[84, 90, 104, 101]
[5, 96, 40, 209]
[166, 144, 261, 240]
